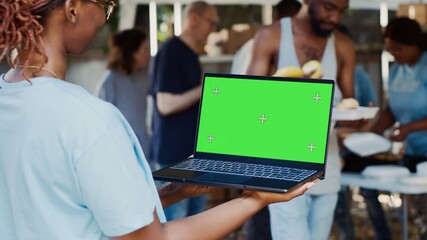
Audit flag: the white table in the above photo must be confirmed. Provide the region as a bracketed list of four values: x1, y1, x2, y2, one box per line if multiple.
[341, 173, 427, 240]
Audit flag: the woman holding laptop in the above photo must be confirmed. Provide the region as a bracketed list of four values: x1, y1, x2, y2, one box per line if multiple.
[0, 0, 315, 239]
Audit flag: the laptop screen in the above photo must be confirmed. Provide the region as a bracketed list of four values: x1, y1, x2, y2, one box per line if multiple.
[195, 73, 334, 164]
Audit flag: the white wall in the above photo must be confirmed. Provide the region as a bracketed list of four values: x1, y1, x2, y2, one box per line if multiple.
[66, 56, 108, 94]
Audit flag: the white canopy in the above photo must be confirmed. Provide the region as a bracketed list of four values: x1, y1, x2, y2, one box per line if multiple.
[119, 0, 427, 10]
[117, 0, 427, 55]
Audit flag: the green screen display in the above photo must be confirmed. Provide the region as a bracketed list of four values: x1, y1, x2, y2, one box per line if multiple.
[195, 76, 333, 164]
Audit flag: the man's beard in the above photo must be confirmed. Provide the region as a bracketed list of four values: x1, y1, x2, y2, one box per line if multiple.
[308, 6, 336, 37]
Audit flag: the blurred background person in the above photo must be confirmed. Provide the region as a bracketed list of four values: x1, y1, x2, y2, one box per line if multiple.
[333, 64, 389, 240]
[369, 17, 427, 239]
[230, 0, 302, 75]
[148, 1, 218, 221]
[96, 28, 152, 163]
[246, 0, 356, 239]
[333, 25, 390, 240]
[353, 67, 379, 108]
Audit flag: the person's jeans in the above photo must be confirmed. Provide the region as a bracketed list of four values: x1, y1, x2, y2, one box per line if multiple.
[269, 193, 338, 240]
[359, 188, 391, 240]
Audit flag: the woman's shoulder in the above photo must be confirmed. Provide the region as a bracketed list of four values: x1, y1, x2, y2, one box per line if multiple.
[49, 79, 126, 128]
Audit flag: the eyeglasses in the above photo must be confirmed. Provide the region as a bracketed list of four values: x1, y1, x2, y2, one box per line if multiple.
[202, 17, 218, 29]
[196, 13, 218, 29]
[86, 0, 117, 20]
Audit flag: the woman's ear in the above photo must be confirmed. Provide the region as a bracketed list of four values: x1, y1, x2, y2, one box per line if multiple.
[64, 0, 79, 23]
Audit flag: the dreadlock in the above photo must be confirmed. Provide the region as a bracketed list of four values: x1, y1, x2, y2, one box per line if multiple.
[0, 0, 63, 70]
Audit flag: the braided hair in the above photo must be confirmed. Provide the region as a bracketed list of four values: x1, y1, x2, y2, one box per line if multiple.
[0, 0, 63, 69]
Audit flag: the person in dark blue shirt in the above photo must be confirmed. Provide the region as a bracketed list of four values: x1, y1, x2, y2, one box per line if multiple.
[149, 1, 218, 221]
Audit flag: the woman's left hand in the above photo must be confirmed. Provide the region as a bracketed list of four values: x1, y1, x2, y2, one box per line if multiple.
[159, 182, 214, 198]
[174, 182, 215, 198]
[391, 124, 411, 141]
[158, 182, 215, 208]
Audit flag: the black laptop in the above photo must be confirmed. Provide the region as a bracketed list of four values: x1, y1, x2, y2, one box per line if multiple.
[153, 73, 335, 193]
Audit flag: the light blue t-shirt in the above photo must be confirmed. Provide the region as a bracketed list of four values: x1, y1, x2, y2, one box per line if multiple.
[388, 52, 427, 156]
[0, 76, 166, 239]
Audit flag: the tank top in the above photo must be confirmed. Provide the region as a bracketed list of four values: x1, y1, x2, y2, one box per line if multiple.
[278, 18, 342, 106]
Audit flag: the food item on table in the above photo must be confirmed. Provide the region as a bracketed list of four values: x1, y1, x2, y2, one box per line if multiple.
[336, 98, 360, 110]
[273, 60, 322, 79]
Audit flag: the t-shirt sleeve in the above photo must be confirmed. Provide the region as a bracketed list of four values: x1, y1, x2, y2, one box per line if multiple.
[152, 47, 184, 94]
[75, 127, 156, 237]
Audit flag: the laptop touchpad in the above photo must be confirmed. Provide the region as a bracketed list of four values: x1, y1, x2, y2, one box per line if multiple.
[197, 173, 251, 183]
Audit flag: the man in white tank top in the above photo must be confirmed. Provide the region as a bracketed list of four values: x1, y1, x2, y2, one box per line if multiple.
[247, 1, 356, 239]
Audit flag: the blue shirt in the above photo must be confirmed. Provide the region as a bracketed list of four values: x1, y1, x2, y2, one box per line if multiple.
[0, 76, 165, 239]
[149, 36, 201, 164]
[354, 67, 378, 106]
[388, 52, 427, 156]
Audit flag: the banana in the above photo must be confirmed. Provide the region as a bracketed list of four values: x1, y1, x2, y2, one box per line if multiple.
[302, 60, 322, 79]
[336, 98, 360, 110]
[273, 66, 304, 78]
[273, 60, 322, 79]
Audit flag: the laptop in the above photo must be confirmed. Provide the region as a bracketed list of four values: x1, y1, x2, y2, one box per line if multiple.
[153, 73, 335, 193]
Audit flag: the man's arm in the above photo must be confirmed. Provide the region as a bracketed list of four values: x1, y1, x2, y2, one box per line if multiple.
[335, 31, 356, 98]
[246, 23, 280, 76]
[156, 85, 201, 116]
[151, 41, 202, 117]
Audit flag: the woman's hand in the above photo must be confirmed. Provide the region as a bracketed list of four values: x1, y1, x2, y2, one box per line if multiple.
[158, 182, 215, 208]
[391, 124, 411, 142]
[171, 182, 215, 199]
[241, 180, 317, 207]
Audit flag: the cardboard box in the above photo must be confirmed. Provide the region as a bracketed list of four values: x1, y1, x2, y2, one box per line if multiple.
[397, 4, 427, 26]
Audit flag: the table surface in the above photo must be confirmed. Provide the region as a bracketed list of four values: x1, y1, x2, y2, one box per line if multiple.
[341, 172, 427, 194]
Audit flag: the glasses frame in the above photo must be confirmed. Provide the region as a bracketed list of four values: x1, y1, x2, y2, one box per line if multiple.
[202, 16, 218, 29]
[196, 14, 219, 29]
[87, 0, 117, 20]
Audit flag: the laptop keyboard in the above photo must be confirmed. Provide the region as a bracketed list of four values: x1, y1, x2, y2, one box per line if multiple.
[171, 159, 317, 182]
